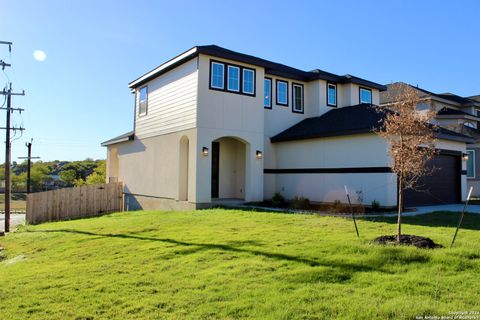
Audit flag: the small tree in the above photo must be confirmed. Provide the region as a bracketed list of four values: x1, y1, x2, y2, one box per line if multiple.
[376, 83, 437, 241]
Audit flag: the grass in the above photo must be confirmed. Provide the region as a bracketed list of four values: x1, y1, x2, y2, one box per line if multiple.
[0, 209, 480, 319]
[0, 193, 27, 211]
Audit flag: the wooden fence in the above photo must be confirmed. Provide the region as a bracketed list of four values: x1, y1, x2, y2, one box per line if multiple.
[26, 182, 123, 224]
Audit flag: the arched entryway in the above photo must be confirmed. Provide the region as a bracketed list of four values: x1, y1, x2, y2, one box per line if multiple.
[178, 136, 189, 201]
[211, 137, 247, 200]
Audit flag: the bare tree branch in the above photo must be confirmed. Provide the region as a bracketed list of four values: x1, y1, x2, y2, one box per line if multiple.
[375, 83, 438, 241]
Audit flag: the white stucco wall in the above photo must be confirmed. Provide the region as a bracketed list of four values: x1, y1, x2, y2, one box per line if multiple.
[265, 133, 397, 206]
[195, 54, 265, 203]
[265, 135, 468, 206]
[108, 128, 197, 208]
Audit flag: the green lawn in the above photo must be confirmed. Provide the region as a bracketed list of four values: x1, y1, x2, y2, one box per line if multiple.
[1, 209, 479, 319]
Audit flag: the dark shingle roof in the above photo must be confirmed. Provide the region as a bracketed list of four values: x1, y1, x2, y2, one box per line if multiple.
[436, 93, 476, 105]
[456, 125, 480, 143]
[101, 131, 134, 147]
[129, 45, 386, 90]
[381, 82, 479, 107]
[271, 105, 473, 143]
[271, 104, 384, 142]
[437, 107, 480, 119]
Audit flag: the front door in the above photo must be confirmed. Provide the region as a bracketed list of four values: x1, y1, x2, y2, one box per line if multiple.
[211, 142, 220, 198]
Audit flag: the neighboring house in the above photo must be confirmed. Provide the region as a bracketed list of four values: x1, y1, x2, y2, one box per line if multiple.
[381, 83, 480, 197]
[102, 46, 470, 210]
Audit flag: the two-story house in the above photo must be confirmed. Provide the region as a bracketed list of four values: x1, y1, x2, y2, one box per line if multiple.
[102, 46, 470, 210]
[381, 83, 480, 197]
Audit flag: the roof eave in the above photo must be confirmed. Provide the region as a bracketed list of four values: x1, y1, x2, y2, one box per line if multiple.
[436, 114, 480, 121]
[436, 133, 475, 144]
[101, 132, 135, 147]
[128, 47, 199, 89]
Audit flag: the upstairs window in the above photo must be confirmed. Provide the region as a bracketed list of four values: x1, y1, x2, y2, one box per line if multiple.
[138, 86, 148, 115]
[276, 80, 288, 106]
[210, 62, 225, 89]
[467, 150, 475, 179]
[227, 65, 240, 92]
[242, 68, 255, 95]
[292, 83, 304, 113]
[327, 83, 337, 107]
[209, 60, 255, 97]
[264, 78, 272, 109]
[359, 87, 372, 104]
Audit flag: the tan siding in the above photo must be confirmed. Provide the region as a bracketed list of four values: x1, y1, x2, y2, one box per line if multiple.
[135, 58, 198, 139]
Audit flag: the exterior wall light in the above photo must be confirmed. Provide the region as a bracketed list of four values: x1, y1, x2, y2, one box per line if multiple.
[256, 150, 263, 159]
[463, 153, 469, 161]
[202, 147, 209, 156]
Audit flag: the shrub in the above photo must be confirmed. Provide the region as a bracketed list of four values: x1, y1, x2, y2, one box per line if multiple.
[371, 200, 380, 212]
[290, 196, 311, 210]
[331, 200, 347, 214]
[271, 193, 286, 208]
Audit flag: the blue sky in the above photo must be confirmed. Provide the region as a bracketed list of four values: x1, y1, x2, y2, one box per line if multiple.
[1, 0, 479, 162]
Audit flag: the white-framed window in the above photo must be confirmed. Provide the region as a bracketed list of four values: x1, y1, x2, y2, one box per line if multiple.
[242, 68, 255, 95]
[467, 149, 475, 179]
[210, 61, 225, 89]
[292, 83, 304, 113]
[227, 65, 240, 92]
[138, 86, 148, 115]
[264, 78, 272, 109]
[276, 80, 288, 106]
[359, 87, 372, 104]
[327, 83, 337, 107]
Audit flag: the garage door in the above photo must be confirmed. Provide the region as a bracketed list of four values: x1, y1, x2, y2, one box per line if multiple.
[404, 154, 460, 207]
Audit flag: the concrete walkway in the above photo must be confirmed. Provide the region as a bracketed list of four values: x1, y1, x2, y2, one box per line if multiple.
[408, 204, 480, 215]
[0, 214, 26, 233]
[364, 204, 480, 217]
[230, 203, 480, 218]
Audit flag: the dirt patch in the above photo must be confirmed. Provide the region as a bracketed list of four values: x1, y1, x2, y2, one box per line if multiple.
[2, 255, 26, 264]
[373, 234, 443, 249]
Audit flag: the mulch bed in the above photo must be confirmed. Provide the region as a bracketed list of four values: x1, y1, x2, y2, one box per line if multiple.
[373, 234, 443, 249]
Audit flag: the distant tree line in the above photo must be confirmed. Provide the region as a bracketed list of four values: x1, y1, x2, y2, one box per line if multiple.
[0, 158, 106, 193]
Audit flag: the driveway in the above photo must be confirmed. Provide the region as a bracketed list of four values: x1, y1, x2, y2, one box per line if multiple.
[0, 214, 26, 233]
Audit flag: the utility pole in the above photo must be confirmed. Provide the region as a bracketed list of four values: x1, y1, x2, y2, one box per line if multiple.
[18, 139, 40, 194]
[1, 85, 25, 233]
[0, 41, 25, 233]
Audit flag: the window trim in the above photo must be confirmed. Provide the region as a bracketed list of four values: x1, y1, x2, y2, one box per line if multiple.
[138, 86, 148, 116]
[292, 82, 304, 114]
[359, 87, 372, 104]
[208, 59, 255, 97]
[227, 65, 240, 92]
[264, 77, 272, 109]
[209, 60, 225, 90]
[276, 80, 289, 106]
[242, 67, 256, 96]
[467, 149, 475, 179]
[327, 82, 337, 107]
